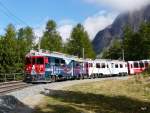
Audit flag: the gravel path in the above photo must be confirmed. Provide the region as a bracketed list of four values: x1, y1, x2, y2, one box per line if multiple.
[0, 76, 132, 113]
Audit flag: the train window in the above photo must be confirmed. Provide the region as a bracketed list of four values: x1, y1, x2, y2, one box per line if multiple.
[36, 58, 44, 64]
[139, 62, 144, 68]
[55, 59, 60, 66]
[61, 59, 65, 64]
[115, 64, 118, 68]
[86, 63, 88, 67]
[89, 63, 93, 67]
[101, 63, 105, 68]
[76, 63, 79, 66]
[55, 59, 59, 63]
[134, 62, 139, 68]
[96, 63, 100, 68]
[107, 64, 109, 68]
[48, 57, 51, 63]
[25, 58, 31, 64]
[120, 64, 123, 68]
[131, 64, 133, 68]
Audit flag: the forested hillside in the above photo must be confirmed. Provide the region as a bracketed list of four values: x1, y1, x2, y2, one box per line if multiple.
[93, 5, 150, 54]
[102, 22, 150, 61]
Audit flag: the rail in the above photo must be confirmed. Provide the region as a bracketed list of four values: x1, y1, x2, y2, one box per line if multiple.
[0, 73, 24, 82]
[0, 81, 33, 95]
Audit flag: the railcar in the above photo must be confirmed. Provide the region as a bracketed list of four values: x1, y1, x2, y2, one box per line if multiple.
[89, 59, 128, 77]
[83, 59, 94, 78]
[24, 50, 86, 82]
[127, 60, 150, 75]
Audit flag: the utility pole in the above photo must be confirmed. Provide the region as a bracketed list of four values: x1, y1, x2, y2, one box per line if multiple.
[83, 48, 85, 59]
[122, 49, 124, 61]
[38, 36, 41, 51]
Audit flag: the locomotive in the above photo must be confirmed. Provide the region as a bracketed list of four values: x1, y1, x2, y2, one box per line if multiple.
[24, 50, 150, 82]
[24, 50, 88, 82]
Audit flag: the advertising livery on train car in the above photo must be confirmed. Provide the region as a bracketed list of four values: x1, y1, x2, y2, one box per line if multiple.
[25, 50, 88, 82]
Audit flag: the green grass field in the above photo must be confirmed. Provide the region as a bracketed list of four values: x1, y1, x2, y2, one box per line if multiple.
[34, 76, 150, 113]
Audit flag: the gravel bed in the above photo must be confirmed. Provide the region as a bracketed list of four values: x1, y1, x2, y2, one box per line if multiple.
[0, 76, 131, 113]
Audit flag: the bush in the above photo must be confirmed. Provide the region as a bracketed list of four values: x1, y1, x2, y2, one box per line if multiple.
[142, 65, 150, 78]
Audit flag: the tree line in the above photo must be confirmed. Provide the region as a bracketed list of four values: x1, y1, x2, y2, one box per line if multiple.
[0, 20, 95, 73]
[102, 22, 150, 61]
[0, 19, 149, 73]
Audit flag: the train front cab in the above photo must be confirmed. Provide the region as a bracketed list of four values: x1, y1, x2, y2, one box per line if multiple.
[25, 56, 46, 82]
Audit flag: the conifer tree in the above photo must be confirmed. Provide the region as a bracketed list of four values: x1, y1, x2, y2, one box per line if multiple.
[41, 20, 63, 52]
[67, 24, 95, 58]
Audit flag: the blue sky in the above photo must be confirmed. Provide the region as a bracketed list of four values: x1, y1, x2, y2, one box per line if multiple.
[0, 0, 104, 28]
[0, 0, 149, 41]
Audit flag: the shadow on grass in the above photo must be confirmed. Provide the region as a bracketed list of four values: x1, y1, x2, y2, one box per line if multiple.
[36, 89, 150, 113]
[0, 95, 33, 113]
[35, 104, 83, 113]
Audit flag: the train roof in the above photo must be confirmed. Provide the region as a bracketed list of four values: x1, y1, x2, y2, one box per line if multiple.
[128, 60, 150, 63]
[26, 49, 81, 62]
[94, 59, 126, 62]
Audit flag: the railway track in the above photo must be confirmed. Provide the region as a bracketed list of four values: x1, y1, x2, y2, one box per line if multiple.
[0, 81, 33, 95]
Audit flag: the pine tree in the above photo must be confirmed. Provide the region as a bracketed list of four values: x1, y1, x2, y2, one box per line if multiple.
[66, 24, 95, 58]
[139, 22, 150, 59]
[102, 39, 122, 59]
[41, 20, 63, 52]
[1, 24, 17, 73]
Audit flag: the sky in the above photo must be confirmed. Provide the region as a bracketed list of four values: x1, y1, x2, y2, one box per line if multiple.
[0, 0, 150, 41]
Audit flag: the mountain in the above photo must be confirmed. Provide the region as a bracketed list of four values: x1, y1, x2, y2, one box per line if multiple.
[92, 5, 150, 54]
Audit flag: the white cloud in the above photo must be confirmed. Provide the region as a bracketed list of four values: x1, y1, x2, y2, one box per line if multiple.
[33, 17, 50, 44]
[34, 26, 45, 44]
[57, 24, 73, 42]
[84, 0, 150, 11]
[33, 19, 75, 42]
[34, 27, 44, 38]
[34, 11, 117, 42]
[83, 11, 117, 40]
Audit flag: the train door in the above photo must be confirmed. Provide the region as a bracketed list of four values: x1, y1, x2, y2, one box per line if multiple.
[44, 57, 52, 80]
[110, 62, 115, 75]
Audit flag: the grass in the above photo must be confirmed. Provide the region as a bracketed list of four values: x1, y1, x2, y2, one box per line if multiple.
[34, 75, 150, 113]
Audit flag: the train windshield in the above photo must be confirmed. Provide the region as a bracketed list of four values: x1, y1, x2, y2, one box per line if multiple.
[32, 57, 44, 65]
[34, 58, 44, 64]
[25, 58, 31, 64]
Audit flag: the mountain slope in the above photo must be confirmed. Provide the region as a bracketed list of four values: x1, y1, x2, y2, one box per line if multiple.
[92, 5, 150, 54]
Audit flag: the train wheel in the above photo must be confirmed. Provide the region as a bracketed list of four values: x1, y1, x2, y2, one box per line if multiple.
[51, 75, 56, 82]
[81, 74, 84, 79]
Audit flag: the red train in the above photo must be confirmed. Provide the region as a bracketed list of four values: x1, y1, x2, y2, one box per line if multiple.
[127, 60, 150, 75]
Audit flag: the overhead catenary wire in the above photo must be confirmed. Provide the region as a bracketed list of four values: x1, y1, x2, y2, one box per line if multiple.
[0, 6, 20, 26]
[0, 1, 28, 26]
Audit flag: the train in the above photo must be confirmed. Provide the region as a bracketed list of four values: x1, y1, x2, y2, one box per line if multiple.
[24, 50, 150, 82]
